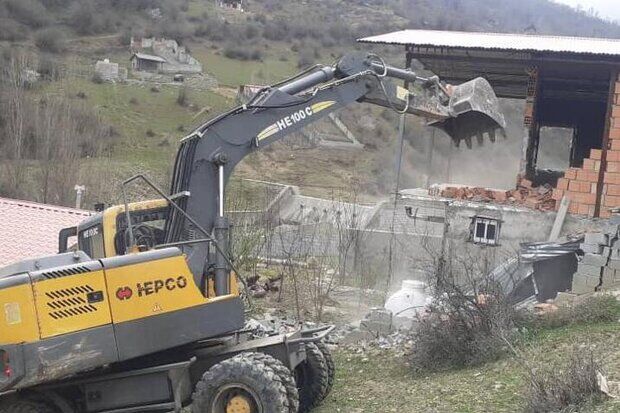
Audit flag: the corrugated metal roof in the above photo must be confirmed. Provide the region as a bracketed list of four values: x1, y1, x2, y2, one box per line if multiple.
[0, 197, 91, 267]
[359, 30, 620, 57]
[131, 52, 167, 63]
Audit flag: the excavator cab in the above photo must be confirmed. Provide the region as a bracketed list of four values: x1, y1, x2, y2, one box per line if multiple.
[60, 199, 171, 259]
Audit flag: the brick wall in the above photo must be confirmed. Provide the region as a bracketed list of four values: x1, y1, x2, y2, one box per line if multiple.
[552, 73, 620, 218]
[552, 149, 601, 217]
[601, 76, 620, 218]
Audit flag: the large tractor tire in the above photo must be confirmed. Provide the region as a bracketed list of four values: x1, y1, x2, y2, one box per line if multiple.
[191, 353, 291, 413]
[314, 341, 335, 399]
[296, 342, 329, 413]
[243, 352, 299, 413]
[0, 397, 56, 413]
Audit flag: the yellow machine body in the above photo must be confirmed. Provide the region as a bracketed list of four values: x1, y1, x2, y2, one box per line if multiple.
[0, 200, 243, 391]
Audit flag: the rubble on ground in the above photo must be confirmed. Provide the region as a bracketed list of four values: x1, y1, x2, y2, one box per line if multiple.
[434, 177, 556, 211]
[246, 273, 282, 298]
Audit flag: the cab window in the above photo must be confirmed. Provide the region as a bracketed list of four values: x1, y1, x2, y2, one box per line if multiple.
[78, 224, 105, 259]
[114, 207, 169, 255]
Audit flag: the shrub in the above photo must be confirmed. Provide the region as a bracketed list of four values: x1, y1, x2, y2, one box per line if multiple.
[410, 292, 516, 372]
[297, 49, 315, 68]
[5, 0, 49, 28]
[37, 54, 63, 81]
[529, 295, 620, 331]
[0, 19, 27, 41]
[91, 72, 104, 84]
[409, 248, 521, 372]
[524, 348, 603, 413]
[34, 28, 67, 53]
[146, 129, 156, 137]
[176, 86, 189, 107]
[223, 46, 262, 61]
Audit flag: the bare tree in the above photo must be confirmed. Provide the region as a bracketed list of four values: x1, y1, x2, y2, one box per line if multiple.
[2, 54, 30, 198]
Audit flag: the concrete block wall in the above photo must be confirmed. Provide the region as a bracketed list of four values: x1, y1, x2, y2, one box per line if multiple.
[573, 226, 620, 293]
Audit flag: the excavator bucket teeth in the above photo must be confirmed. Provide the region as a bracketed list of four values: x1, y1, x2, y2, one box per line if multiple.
[431, 77, 506, 147]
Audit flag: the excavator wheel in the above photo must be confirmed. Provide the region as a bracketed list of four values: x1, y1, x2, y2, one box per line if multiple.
[0, 397, 56, 413]
[296, 342, 329, 412]
[314, 341, 335, 399]
[191, 353, 291, 413]
[242, 352, 299, 413]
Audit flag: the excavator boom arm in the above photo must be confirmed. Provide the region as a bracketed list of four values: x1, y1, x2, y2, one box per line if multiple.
[159, 53, 505, 293]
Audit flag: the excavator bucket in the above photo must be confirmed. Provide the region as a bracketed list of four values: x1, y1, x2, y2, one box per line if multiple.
[431, 77, 506, 148]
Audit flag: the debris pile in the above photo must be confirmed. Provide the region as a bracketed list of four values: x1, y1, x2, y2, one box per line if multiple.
[437, 178, 556, 211]
[246, 273, 282, 298]
[573, 229, 620, 293]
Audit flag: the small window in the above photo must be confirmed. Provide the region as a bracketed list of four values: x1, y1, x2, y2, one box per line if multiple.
[471, 217, 500, 246]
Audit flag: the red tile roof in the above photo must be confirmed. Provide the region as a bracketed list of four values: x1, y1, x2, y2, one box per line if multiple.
[0, 197, 91, 268]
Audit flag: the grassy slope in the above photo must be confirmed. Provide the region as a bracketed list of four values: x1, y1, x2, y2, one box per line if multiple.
[317, 322, 620, 413]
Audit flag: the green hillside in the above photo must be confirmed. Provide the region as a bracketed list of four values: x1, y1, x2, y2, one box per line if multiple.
[0, 0, 619, 207]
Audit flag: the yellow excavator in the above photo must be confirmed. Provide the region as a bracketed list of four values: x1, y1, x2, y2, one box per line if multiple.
[0, 53, 505, 413]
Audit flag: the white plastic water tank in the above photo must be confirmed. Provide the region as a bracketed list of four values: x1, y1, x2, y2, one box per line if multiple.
[384, 280, 431, 318]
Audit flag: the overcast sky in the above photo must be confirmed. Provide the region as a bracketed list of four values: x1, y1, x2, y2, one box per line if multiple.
[553, 0, 620, 21]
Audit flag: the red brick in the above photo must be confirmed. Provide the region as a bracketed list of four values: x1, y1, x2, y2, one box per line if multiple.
[520, 178, 533, 188]
[564, 168, 578, 180]
[616, 81, 620, 92]
[611, 139, 620, 151]
[608, 161, 620, 173]
[608, 151, 620, 162]
[568, 180, 583, 192]
[568, 202, 580, 214]
[583, 159, 601, 171]
[613, 118, 620, 129]
[552, 189, 564, 201]
[511, 190, 524, 201]
[605, 172, 620, 185]
[591, 182, 598, 194]
[600, 209, 612, 219]
[616, 94, 620, 105]
[492, 190, 508, 202]
[576, 170, 599, 183]
[604, 195, 620, 207]
[580, 193, 597, 204]
[524, 197, 540, 209]
[578, 203, 591, 215]
[556, 178, 569, 190]
[613, 106, 620, 119]
[607, 183, 620, 196]
[610, 128, 620, 140]
[590, 149, 603, 160]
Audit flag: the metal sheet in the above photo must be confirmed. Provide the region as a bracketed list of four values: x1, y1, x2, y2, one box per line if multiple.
[520, 238, 582, 263]
[359, 30, 620, 57]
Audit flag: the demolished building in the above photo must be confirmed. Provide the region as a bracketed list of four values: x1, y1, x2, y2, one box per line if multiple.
[360, 30, 620, 219]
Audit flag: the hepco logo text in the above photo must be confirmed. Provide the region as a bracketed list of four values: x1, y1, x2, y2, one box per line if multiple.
[115, 276, 188, 300]
[136, 276, 188, 297]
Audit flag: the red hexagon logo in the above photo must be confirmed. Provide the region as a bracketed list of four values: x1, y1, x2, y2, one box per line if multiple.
[116, 287, 133, 300]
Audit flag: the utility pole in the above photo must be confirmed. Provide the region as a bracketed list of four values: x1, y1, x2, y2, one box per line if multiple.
[74, 185, 86, 209]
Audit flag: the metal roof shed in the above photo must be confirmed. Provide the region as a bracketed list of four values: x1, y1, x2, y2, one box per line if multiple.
[358, 30, 620, 218]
